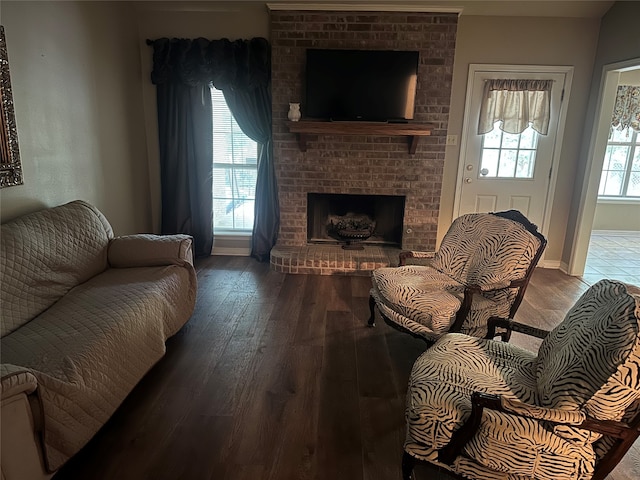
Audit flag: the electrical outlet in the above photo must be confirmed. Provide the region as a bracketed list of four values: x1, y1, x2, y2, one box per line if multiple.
[446, 134, 458, 146]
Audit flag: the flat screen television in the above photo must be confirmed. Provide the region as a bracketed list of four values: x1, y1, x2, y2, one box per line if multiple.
[305, 49, 419, 122]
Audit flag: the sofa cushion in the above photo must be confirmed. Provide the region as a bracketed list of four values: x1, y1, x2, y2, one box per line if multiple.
[0, 264, 196, 471]
[1, 201, 113, 337]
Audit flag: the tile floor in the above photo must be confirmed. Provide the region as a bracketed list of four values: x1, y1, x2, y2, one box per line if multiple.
[582, 230, 640, 286]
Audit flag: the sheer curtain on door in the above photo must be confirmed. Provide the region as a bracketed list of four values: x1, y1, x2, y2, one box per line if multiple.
[478, 79, 553, 135]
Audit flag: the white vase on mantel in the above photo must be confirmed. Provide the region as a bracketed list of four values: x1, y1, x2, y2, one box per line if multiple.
[288, 102, 301, 122]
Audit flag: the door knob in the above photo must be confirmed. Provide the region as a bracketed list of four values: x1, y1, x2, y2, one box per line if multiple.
[465, 178, 472, 183]
[480, 168, 489, 176]
[466, 164, 474, 171]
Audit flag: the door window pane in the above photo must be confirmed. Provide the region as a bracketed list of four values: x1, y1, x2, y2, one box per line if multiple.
[479, 122, 539, 180]
[498, 149, 517, 177]
[479, 149, 499, 177]
[483, 127, 502, 148]
[501, 132, 520, 148]
[516, 151, 534, 178]
[519, 128, 536, 149]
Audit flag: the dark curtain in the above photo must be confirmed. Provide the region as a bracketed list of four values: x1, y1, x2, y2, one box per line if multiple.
[156, 82, 213, 256]
[148, 37, 279, 260]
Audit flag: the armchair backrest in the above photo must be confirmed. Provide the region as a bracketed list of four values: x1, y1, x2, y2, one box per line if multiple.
[432, 211, 545, 289]
[536, 280, 640, 421]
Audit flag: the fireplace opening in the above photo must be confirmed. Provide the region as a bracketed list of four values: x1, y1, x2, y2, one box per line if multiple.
[307, 193, 405, 248]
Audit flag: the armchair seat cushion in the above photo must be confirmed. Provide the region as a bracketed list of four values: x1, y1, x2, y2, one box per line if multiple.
[405, 333, 539, 460]
[455, 409, 596, 480]
[370, 265, 516, 340]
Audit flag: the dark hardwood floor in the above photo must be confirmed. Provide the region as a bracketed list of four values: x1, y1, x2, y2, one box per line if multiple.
[53, 257, 639, 480]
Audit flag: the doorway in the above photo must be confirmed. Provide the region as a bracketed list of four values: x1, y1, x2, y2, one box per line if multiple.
[454, 65, 573, 252]
[568, 58, 640, 278]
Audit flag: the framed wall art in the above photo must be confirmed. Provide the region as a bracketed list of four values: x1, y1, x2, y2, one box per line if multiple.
[0, 25, 23, 188]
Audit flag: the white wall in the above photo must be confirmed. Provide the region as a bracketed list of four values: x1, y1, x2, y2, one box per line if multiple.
[440, 14, 600, 264]
[564, 1, 640, 266]
[0, 1, 150, 234]
[593, 203, 640, 231]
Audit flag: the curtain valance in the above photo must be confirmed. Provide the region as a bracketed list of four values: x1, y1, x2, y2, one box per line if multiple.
[611, 85, 640, 133]
[478, 79, 553, 135]
[147, 37, 271, 91]
[147, 36, 279, 261]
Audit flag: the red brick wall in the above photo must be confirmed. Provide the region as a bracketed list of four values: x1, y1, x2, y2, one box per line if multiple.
[271, 11, 458, 251]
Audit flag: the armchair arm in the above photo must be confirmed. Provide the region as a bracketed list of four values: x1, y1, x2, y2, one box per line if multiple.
[1, 364, 38, 400]
[108, 234, 194, 268]
[450, 279, 532, 334]
[496, 395, 639, 439]
[478, 277, 528, 292]
[450, 285, 482, 333]
[500, 396, 586, 424]
[440, 392, 639, 465]
[485, 316, 550, 341]
[398, 250, 435, 266]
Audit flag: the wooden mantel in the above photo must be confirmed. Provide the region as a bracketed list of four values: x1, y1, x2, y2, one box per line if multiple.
[286, 120, 435, 154]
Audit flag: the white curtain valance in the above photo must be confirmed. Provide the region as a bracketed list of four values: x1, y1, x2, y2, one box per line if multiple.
[611, 85, 640, 133]
[478, 79, 553, 135]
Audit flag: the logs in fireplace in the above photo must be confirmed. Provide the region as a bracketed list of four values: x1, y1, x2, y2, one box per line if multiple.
[307, 193, 405, 248]
[327, 213, 376, 250]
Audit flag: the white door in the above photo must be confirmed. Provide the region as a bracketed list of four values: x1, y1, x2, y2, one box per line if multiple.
[455, 66, 572, 231]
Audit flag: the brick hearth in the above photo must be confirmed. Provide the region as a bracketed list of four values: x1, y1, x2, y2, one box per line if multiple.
[270, 9, 458, 273]
[270, 244, 400, 276]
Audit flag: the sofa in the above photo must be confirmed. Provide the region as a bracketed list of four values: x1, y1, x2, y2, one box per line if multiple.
[0, 200, 197, 480]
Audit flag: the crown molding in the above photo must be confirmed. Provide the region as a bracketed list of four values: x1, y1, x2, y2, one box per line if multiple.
[266, 3, 463, 14]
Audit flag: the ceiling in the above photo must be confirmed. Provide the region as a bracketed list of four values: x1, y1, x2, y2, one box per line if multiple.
[138, 1, 616, 18]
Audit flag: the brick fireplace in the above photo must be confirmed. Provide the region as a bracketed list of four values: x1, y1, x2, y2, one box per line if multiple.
[307, 193, 405, 247]
[270, 9, 458, 272]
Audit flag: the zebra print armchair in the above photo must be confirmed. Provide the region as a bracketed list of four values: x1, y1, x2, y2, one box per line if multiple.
[402, 279, 640, 480]
[368, 210, 546, 341]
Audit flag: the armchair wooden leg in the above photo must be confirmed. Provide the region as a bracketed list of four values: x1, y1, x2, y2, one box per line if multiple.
[368, 294, 376, 327]
[402, 451, 415, 480]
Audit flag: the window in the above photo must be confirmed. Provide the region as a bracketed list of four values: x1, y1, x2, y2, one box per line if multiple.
[598, 127, 640, 198]
[211, 87, 258, 231]
[479, 121, 539, 178]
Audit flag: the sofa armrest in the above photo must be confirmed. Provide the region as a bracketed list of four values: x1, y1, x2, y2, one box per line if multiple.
[1, 368, 52, 479]
[1, 364, 38, 400]
[108, 234, 194, 268]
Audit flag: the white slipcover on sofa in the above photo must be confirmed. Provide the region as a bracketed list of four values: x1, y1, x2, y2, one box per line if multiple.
[0, 200, 197, 479]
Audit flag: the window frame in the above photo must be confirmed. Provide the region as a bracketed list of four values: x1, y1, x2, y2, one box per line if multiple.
[211, 87, 258, 233]
[597, 128, 640, 199]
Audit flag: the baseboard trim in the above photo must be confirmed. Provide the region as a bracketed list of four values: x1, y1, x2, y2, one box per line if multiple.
[591, 229, 640, 236]
[559, 261, 570, 275]
[538, 259, 561, 270]
[212, 247, 251, 257]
